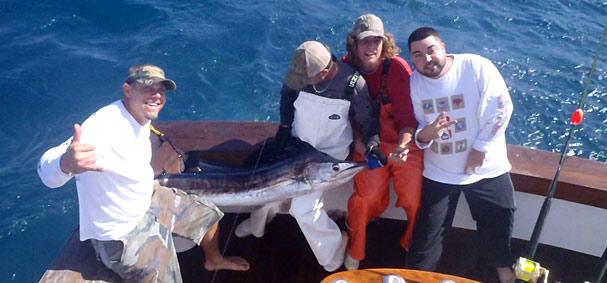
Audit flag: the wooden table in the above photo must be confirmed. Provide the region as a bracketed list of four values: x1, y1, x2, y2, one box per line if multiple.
[321, 268, 482, 283]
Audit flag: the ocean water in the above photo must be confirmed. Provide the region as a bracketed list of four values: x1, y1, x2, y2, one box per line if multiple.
[1, 0, 606, 281]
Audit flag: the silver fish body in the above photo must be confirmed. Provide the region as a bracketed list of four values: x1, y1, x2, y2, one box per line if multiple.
[156, 150, 363, 206]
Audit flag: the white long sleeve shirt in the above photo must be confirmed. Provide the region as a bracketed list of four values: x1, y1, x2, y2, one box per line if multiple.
[38, 100, 154, 241]
[411, 54, 513, 185]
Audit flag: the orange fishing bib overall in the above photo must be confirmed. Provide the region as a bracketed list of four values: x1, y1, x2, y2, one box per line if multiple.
[347, 103, 423, 261]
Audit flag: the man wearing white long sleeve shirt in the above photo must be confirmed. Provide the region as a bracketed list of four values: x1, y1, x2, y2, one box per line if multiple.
[404, 27, 517, 283]
[38, 64, 249, 282]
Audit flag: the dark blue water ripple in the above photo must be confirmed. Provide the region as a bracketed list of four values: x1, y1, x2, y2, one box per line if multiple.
[1, 1, 606, 281]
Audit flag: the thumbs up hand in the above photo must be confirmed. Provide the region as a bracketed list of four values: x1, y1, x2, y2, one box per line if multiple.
[59, 124, 104, 175]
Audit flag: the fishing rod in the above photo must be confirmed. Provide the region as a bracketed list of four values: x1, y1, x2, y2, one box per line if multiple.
[585, 245, 607, 283]
[514, 23, 607, 283]
[150, 124, 188, 175]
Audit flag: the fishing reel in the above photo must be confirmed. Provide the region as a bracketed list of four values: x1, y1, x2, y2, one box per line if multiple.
[513, 257, 549, 283]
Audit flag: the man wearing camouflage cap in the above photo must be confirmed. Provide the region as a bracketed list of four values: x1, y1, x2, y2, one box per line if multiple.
[234, 41, 381, 271]
[38, 64, 249, 282]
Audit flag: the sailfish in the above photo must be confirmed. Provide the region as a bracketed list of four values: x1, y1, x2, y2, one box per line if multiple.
[156, 137, 363, 207]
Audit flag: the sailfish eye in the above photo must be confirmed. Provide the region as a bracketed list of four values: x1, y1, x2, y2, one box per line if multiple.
[331, 163, 340, 171]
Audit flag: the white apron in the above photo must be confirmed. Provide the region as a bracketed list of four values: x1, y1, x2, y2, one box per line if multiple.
[292, 91, 352, 160]
[235, 91, 352, 271]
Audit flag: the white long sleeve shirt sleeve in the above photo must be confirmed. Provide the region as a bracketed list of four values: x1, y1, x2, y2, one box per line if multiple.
[472, 57, 513, 152]
[38, 137, 74, 188]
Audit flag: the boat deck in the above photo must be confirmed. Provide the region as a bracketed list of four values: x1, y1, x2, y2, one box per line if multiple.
[183, 213, 602, 283]
[40, 213, 601, 283]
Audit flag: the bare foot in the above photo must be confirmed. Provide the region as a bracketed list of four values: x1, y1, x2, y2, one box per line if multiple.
[496, 266, 515, 283]
[204, 256, 250, 271]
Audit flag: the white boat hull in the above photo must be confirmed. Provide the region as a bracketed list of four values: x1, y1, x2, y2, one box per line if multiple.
[318, 181, 607, 257]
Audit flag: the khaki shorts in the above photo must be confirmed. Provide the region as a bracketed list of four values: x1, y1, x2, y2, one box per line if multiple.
[91, 181, 223, 282]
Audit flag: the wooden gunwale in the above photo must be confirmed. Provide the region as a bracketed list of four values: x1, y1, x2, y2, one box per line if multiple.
[151, 121, 607, 209]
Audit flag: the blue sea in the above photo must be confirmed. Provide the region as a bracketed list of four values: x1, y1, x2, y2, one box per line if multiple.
[1, 0, 606, 281]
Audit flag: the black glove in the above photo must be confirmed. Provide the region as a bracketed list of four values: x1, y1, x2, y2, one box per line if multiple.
[275, 125, 292, 149]
[365, 142, 387, 170]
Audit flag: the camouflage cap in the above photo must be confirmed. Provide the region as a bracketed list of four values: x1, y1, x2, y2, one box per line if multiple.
[351, 14, 386, 40]
[125, 64, 177, 91]
[284, 41, 331, 90]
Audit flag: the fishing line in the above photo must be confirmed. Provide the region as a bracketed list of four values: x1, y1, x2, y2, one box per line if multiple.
[577, 24, 607, 110]
[150, 124, 187, 173]
[515, 23, 607, 282]
[150, 124, 185, 157]
[211, 137, 269, 283]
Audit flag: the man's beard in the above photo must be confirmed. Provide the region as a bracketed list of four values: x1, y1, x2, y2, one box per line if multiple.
[421, 60, 445, 78]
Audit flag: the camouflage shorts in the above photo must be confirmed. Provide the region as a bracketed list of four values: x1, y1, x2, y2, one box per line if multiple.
[90, 181, 224, 283]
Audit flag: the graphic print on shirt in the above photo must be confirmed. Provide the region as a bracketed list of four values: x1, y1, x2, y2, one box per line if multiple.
[490, 95, 507, 138]
[455, 139, 467, 153]
[440, 115, 453, 140]
[454, 117, 466, 133]
[430, 141, 439, 153]
[436, 97, 450, 112]
[422, 99, 434, 114]
[440, 142, 453, 154]
[451, 94, 465, 110]
[426, 94, 468, 156]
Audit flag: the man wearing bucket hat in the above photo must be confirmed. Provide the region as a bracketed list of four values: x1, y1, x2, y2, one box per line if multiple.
[38, 64, 249, 282]
[342, 14, 424, 270]
[234, 41, 381, 271]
